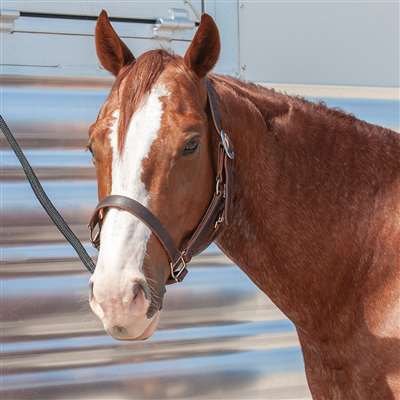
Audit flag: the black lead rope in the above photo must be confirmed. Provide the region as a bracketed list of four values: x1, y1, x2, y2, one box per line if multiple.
[0, 114, 96, 273]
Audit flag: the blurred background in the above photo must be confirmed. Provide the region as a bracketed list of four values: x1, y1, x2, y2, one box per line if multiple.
[1, 1, 399, 399]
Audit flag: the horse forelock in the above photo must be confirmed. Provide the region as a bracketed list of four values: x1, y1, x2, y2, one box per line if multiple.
[114, 49, 179, 153]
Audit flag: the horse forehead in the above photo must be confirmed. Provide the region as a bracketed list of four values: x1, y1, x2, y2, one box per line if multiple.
[107, 84, 170, 189]
[158, 83, 207, 133]
[125, 84, 168, 140]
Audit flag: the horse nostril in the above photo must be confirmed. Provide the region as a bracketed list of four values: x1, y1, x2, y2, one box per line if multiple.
[132, 280, 148, 301]
[111, 325, 128, 337]
[132, 281, 142, 301]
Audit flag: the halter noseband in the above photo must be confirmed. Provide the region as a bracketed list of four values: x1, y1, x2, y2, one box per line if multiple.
[88, 79, 234, 285]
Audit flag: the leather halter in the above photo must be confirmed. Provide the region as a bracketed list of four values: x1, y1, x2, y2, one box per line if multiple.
[88, 79, 234, 285]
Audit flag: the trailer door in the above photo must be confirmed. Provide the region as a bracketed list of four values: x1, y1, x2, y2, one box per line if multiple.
[1, 1, 202, 77]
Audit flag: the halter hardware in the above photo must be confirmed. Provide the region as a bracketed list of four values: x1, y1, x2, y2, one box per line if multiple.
[215, 177, 222, 196]
[220, 129, 235, 159]
[169, 252, 188, 283]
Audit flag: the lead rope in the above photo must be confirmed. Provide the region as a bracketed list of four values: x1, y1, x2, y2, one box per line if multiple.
[0, 114, 96, 273]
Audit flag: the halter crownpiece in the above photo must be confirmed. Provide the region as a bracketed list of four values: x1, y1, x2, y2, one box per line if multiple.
[88, 79, 234, 284]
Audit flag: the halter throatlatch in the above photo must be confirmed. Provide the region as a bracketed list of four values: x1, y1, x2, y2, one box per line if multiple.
[88, 79, 234, 285]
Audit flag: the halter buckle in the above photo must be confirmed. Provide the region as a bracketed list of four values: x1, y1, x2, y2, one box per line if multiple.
[214, 214, 224, 229]
[170, 252, 187, 282]
[220, 130, 234, 159]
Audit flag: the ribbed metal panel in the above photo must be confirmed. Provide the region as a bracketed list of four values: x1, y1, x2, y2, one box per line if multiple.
[2, 79, 397, 399]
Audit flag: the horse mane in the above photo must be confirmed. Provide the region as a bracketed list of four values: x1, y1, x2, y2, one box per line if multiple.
[211, 74, 371, 132]
[114, 49, 179, 152]
[211, 73, 398, 146]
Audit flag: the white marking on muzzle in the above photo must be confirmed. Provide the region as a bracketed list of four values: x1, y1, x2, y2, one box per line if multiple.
[92, 84, 169, 308]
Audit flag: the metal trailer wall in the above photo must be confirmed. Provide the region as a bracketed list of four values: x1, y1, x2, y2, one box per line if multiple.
[237, 0, 399, 87]
[1, 1, 398, 86]
[1, 1, 398, 399]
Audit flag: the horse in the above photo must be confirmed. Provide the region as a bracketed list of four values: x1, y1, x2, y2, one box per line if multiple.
[87, 11, 400, 399]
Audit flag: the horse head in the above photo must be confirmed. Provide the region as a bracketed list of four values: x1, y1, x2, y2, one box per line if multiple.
[88, 11, 222, 340]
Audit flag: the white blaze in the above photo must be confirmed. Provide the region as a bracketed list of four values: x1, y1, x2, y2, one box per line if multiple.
[92, 84, 169, 305]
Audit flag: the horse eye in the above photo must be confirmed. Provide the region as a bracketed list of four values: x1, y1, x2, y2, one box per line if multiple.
[182, 138, 199, 156]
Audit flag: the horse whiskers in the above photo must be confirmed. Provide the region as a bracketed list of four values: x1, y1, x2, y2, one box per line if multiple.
[144, 276, 160, 285]
[141, 274, 165, 318]
[148, 285, 163, 303]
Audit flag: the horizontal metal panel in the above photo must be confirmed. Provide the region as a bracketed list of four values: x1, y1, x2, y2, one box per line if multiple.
[238, 0, 399, 86]
[1, 1, 202, 21]
[1, 1, 240, 78]
[10, 16, 194, 40]
[2, 32, 189, 76]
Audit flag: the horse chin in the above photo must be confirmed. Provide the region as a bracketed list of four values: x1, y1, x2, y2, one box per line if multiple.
[109, 311, 161, 341]
[135, 311, 161, 340]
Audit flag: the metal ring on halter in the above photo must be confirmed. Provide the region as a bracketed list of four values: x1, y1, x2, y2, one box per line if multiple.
[170, 253, 187, 282]
[214, 214, 224, 229]
[216, 177, 221, 196]
[220, 130, 235, 159]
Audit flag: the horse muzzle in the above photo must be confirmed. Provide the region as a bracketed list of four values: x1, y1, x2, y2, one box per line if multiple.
[89, 277, 160, 340]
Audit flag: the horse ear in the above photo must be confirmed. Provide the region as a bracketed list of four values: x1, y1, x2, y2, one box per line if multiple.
[184, 14, 220, 78]
[95, 10, 135, 76]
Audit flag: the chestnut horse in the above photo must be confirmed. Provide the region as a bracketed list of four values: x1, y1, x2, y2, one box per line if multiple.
[88, 11, 400, 399]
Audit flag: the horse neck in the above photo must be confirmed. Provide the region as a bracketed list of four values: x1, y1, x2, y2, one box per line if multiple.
[210, 76, 400, 398]
[211, 75, 400, 330]
[210, 76, 302, 313]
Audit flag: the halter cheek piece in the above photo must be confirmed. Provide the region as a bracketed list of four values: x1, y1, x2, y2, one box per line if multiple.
[88, 79, 234, 285]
